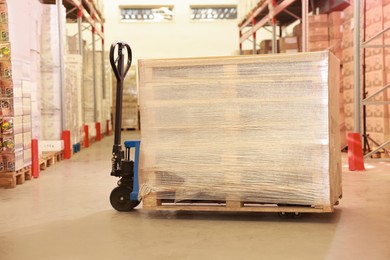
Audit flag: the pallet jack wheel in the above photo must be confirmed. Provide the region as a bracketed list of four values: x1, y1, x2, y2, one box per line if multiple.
[278, 212, 302, 218]
[110, 186, 140, 212]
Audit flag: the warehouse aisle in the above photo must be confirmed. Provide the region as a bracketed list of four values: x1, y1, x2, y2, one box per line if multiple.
[0, 132, 390, 260]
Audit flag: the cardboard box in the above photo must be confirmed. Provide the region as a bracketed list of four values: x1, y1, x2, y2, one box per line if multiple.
[0, 42, 10, 61]
[39, 140, 64, 152]
[344, 103, 354, 117]
[22, 115, 31, 132]
[0, 116, 22, 135]
[343, 89, 354, 104]
[365, 6, 383, 27]
[23, 132, 32, 149]
[384, 4, 390, 24]
[138, 51, 342, 209]
[342, 47, 354, 63]
[309, 14, 328, 25]
[365, 54, 384, 72]
[365, 45, 384, 58]
[366, 0, 383, 10]
[22, 97, 31, 115]
[23, 148, 32, 167]
[0, 4, 7, 24]
[279, 36, 299, 52]
[345, 117, 354, 131]
[1, 133, 23, 153]
[0, 60, 11, 78]
[0, 23, 8, 42]
[309, 41, 329, 51]
[1, 151, 24, 172]
[293, 24, 301, 36]
[328, 11, 344, 26]
[365, 70, 385, 88]
[329, 24, 343, 40]
[329, 39, 342, 52]
[343, 75, 354, 90]
[309, 26, 329, 41]
[343, 61, 354, 77]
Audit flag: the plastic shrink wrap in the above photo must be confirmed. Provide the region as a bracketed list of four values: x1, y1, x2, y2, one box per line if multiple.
[138, 51, 342, 211]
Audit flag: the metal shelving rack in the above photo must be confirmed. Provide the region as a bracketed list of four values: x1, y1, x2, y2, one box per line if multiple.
[357, 0, 390, 159]
[238, 0, 312, 54]
[40, 0, 105, 129]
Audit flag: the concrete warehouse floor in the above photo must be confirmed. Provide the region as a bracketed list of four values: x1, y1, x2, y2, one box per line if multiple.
[0, 131, 389, 260]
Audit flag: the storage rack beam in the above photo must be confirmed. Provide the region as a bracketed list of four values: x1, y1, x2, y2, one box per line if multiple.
[238, 0, 312, 55]
[239, 0, 297, 44]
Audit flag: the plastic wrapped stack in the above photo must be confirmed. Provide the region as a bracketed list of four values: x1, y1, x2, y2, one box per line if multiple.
[138, 51, 342, 211]
[40, 4, 64, 140]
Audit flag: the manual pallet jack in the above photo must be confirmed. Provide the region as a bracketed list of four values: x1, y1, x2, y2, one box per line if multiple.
[109, 41, 141, 211]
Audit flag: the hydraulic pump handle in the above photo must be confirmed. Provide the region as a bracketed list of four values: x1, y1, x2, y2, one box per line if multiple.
[110, 42, 132, 146]
[109, 42, 132, 175]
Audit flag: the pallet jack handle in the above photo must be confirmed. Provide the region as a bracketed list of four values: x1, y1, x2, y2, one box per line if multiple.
[109, 42, 132, 176]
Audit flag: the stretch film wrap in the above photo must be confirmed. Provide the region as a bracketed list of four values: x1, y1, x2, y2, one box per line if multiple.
[138, 51, 341, 206]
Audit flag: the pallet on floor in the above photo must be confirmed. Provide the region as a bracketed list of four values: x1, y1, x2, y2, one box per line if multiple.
[0, 166, 32, 189]
[142, 193, 335, 213]
[40, 151, 63, 170]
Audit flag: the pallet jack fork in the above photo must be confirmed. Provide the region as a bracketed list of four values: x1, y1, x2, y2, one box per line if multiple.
[109, 41, 141, 211]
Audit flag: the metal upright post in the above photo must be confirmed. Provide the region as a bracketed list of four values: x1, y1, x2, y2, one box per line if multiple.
[354, 0, 362, 135]
[271, 0, 277, 53]
[252, 18, 257, 54]
[301, 0, 309, 52]
[92, 25, 97, 123]
[77, 8, 85, 123]
[57, 0, 66, 131]
[101, 25, 106, 98]
[239, 30, 243, 55]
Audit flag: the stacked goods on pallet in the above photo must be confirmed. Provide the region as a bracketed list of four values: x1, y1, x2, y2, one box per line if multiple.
[293, 13, 347, 148]
[65, 55, 82, 149]
[83, 50, 95, 137]
[83, 50, 109, 139]
[40, 5, 64, 140]
[341, 4, 354, 133]
[138, 51, 342, 212]
[111, 66, 139, 130]
[364, 0, 390, 147]
[259, 39, 273, 54]
[0, 0, 33, 187]
[329, 11, 347, 148]
[308, 14, 329, 51]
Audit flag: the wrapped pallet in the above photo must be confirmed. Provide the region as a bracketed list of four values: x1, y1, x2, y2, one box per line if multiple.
[138, 51, 342, 213]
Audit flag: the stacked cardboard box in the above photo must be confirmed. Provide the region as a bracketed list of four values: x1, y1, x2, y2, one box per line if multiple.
[341, 4, 354, 133]
[364, 0, 390, 146]
[0, 0, 31, 172]
[308, 14, 329, 51]
[341, 0, 390, 149]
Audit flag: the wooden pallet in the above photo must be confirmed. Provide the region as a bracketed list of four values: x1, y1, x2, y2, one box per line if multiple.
[142, 193, 336, 213]
[40, 151, 63, 170]
[0, 166, 32, 189]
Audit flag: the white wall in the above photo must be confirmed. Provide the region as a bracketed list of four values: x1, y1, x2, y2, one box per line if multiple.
[103, 0, 239, 61]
